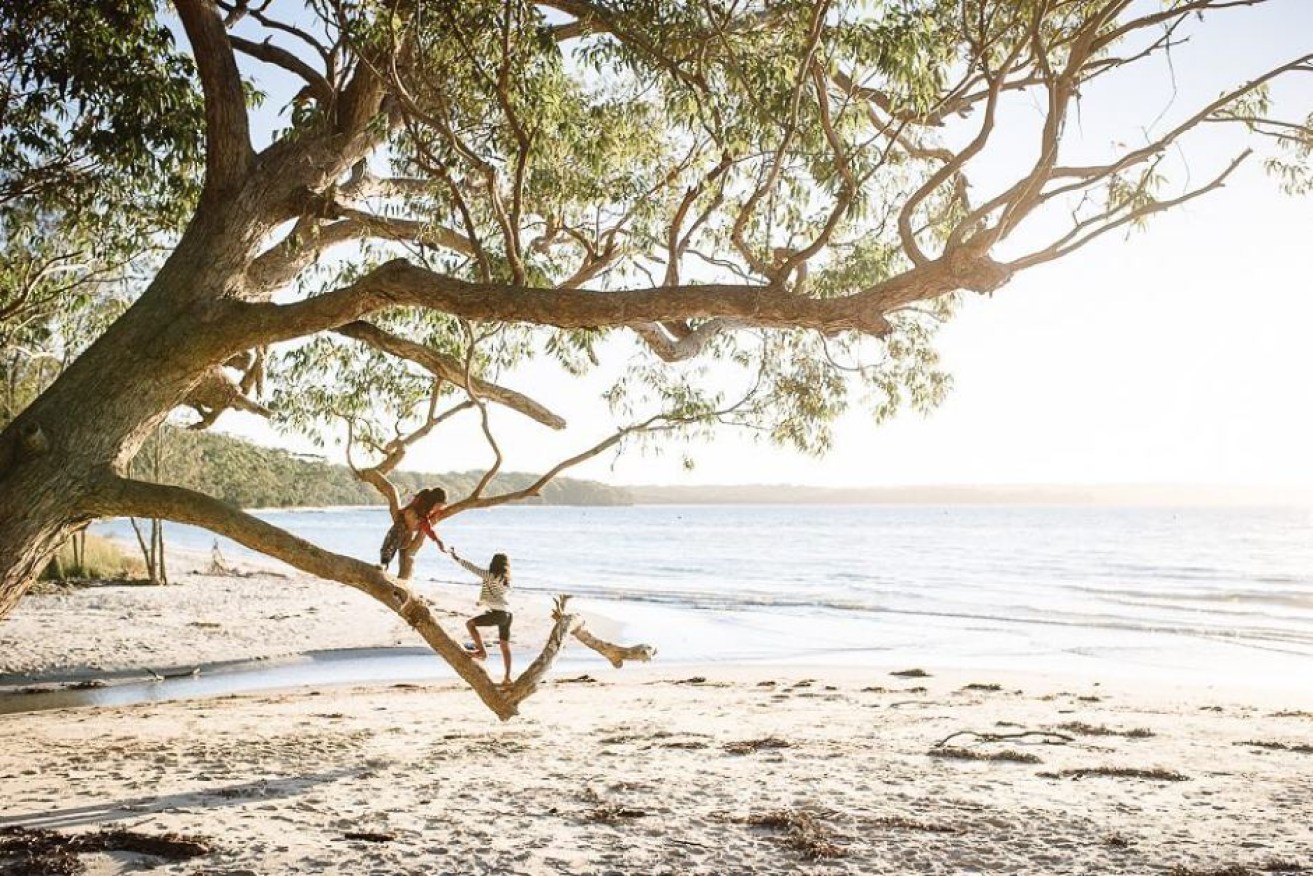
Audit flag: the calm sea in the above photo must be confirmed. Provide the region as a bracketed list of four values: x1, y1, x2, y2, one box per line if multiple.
[93, 504, 1313, 689]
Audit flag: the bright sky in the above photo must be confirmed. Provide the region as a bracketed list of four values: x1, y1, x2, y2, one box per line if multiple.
[218, 2, 1313, 491]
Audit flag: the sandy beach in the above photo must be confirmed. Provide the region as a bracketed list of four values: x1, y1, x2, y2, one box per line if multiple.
[2, 564, 1312, 875]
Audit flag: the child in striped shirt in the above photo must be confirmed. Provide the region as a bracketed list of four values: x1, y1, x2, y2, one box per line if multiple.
[449, 550, 513, 685]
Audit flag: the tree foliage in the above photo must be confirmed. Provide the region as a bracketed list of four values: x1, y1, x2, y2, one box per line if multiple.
[0, 0, 203, 420]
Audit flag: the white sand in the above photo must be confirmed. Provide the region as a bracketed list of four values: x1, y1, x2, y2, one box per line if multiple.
[2, 565, 1312, 875]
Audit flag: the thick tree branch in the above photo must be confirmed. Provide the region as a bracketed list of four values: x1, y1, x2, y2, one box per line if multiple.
[174, 0, 253, 202]
[239, 260, 894, 346]
[229, 35, 334, 107]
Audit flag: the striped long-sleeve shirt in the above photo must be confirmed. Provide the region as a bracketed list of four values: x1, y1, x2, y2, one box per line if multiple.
[456, 556, 510, 610]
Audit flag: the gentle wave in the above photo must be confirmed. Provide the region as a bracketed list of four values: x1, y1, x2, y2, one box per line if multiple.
[92, 503, 1313, 684]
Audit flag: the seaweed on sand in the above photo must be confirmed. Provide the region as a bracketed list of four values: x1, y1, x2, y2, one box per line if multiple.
[724, 736, 792, 755]
[1058, 721, 1154, 738]
[736, 809, 845, 860]
[0, 827, 210, 876]
[929, 746, 1041, 764]
[1039, 766, 1188, 781]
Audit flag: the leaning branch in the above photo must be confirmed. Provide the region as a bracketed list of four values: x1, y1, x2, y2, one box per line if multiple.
[92, 475, 521, 715]
[90, 476, 651, 719]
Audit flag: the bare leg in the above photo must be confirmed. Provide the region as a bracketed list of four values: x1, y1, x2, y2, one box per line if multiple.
[465, 621, 487, 659]
[498, 639, 512, 685]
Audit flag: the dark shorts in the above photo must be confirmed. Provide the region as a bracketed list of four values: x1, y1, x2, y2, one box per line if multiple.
[470, 609, 512, 641]
[379, 519, 407, 567]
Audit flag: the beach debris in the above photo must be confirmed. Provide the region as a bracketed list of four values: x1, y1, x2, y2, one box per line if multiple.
[1038, 766, 1189, 781]
[734, 809, 845, 860]
[205, 541, 250, 577]
[1056, 721, 1154, 738]
[1233, 740, 1313, 754]
[866, 815, 962, 834]
[960, 682, 1003, 692]
[598, 729, 711, 748]
[64, 679, 105, 690]
[584, 803, 651, 823]
[929, 746, 1041, 764]
[934, 729, 1073, 748]
[555, 674, 598, 684]
[145, 666, 201, 682]
[724, 736, 792, 755]
[0, 826, 210, 875]
[890, 668, 931, 678]
[343, 831, 396, 843]
[580, 787, 650, 823]
[1103, 832, 1134, 847]
[672, 676, 708, 685]
[661, 739, 711, 750]
[1268, 710, 1313, 719]
[1167, 865, 1259, 876]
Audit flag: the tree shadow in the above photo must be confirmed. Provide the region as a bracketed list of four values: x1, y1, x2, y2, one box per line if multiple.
[1, 767, 358, 830]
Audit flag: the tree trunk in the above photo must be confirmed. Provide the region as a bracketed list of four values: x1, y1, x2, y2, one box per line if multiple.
[0, 221, 255, 616]
[398, 544, 418, 581]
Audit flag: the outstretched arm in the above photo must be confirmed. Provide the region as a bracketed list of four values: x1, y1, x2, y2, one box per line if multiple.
[453, 554, 500, 586]
[418, 518, 446, 552]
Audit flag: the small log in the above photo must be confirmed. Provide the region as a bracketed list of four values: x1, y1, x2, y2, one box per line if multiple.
[571, 624, 656, 668]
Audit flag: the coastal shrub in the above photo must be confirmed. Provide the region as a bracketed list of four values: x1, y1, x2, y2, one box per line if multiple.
[38, 534, 141, 582]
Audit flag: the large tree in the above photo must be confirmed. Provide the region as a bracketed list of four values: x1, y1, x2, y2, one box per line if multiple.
[0, 0, 1309, 716]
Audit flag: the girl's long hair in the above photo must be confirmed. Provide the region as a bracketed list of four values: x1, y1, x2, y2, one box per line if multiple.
[413, 486, 447, 516]
[489, 553, 510, 581]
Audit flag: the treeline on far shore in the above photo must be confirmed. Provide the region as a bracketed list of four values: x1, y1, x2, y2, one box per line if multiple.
[138, 428, 634, 509]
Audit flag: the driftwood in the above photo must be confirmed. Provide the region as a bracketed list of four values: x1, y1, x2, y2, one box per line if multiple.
[570, 624, 656, 668]
[411, 594, 656, 720]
